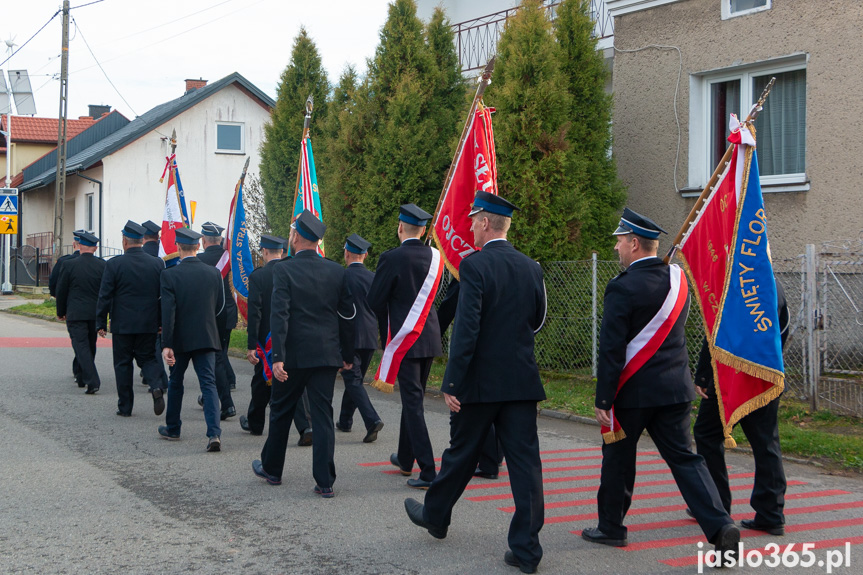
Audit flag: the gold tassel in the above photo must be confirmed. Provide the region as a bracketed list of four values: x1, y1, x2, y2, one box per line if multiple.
[602, 428, 627, 444]
[370, 379, 394, 394]
[724, 434, 737, 449]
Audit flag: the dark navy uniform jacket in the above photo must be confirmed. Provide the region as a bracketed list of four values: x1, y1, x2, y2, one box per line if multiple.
[96, 246, 165, 334]
[442, 240, 547, 404]
[367, 238, 442, 359]
[142, 240, 160, 257]
[270, 250, 355, 369]
[345, 262, 379, 351]
[160, 256, 222, 354]
[596, 257, 695, 410]
[49, 251, 79, 297]
[56, 253, 106, 321]
[246, 259, 279, 350]
[197, 244, 239, 331]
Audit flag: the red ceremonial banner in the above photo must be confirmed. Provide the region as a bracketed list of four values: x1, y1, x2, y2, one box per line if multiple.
[431, 104, 497, 279]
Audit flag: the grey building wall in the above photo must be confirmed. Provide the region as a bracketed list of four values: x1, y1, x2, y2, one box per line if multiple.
[611, 0, 863, 260]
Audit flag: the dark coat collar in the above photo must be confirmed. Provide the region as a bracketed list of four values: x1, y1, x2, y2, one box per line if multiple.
[628, 256, 664, 271]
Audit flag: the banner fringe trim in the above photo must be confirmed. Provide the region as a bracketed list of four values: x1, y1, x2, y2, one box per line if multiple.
[602, 428, 627, 444]
[371, 379, 394, 394]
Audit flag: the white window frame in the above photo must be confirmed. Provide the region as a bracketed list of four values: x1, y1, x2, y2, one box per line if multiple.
[215, 121, 245, 154]
[721, 0, 771, 20]
[687, 54, 808, 197]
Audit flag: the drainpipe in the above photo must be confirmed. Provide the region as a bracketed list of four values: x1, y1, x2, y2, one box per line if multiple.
[75, 172, 103, 258]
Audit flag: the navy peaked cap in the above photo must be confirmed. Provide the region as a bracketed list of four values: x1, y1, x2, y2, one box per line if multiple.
[260, 234, 286, 250]
[201, 222, 224, 237]
[399, 204, 432, 227]
[121, 220, 146, 239]
[75, 231, 100, 246]
[468, 191, 518, 218]
[292, 210, 326, 241]
[175, 227, 202, 245]
[142, 220, 161, 235]
[613, 207, 667, 240]
[345, 233, 371, 254]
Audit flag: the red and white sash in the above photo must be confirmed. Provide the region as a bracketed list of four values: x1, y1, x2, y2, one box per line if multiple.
[602, 264, 689, 443]
[371, 247, 444, 393]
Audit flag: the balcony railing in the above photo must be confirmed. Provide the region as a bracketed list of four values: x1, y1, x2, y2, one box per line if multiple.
[451, 0, 614, 72]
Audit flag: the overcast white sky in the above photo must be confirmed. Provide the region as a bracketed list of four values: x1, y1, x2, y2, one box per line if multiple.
[2, 0, 394, 120]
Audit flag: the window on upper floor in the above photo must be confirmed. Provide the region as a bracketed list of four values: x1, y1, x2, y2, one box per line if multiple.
[722, 0, 771, 20]
[688, 56, 807, 195]
[216, 122, 244, 154]
[86, 193, 94, 232]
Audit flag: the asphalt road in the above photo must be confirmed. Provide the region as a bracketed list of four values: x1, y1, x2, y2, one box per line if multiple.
[1, 311, 862, 575]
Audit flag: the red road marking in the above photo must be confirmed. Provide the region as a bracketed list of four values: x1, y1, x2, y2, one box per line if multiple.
[0, 337, 111, 348]
[464, 468, 674, 491]
[661, 535, 863, 567]
[358, 447, 610, 468]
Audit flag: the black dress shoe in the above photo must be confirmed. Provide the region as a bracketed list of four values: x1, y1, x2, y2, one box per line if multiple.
[297, 429, 313, 446]
[685, 507, 695, 519]
[390, 453, 412, 476]
[158, 425, 180, 440]
[581, 526, 628, 547]
[152, 388, 165, 416]
[504, 550, 537, 574]
[252, 459, 281, 485]
[85, 387, 99, 395]
[407, 478, 432, 490]
[473, 468, 499, 480]
[741, 518, 784, 536]
[116, 410, 131, 417]
[239, 415, 262, 435]
[335, 421, 351, 433]
[197, 394, 204, 407]
[714, 523, 740, 565]
[404, 498, 447, 539]
[363, 420, 384, 443]
[220, 406, 236, 421]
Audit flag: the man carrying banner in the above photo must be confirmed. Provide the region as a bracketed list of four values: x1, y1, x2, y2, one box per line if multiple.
[581, 208, 739, 560]
[197, 222, 237, 419]
[253, 211, 355, 496]
[367, 204, 443, 490]
[405, 191, 547, 574]
[335, 233, 384, 443]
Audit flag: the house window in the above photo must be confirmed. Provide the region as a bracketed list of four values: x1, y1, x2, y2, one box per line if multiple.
[86, 193, 94, 231]
[216, 122, 244, 154]
[722, 0, 771, 20]
[688, 57, 807, 195]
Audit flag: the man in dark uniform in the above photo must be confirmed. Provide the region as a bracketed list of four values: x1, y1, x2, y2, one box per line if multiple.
[335, 233, 384, 443]
[693, 279, 790, 535]
[581, 208, 739, 561]
[438, 277, 503, 480]
[50, 231, 83, 386]
[158, 227, 224, 452]
[96, 221, 167, 417]
[252, 211, 355, 497]
[241, 233, 312, 442]
[141, 220, 161, 257]
[367, 204, 442, 490]
[196, 222, 237, 419]
[56, 231, 106, 395]
[404, 191, 547, 574]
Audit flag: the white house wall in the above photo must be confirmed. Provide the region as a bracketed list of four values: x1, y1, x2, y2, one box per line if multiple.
[99, 83, 270, 252]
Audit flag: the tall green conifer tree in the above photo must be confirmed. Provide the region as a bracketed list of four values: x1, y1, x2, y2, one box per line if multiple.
[259, 28, 330, 237]
[556, 0, 625, 257]
[487, 0, 585, 261]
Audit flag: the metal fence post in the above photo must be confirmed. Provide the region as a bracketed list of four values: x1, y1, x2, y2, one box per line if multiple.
[804, 244, 819, 410]
[592, 252, 598, 378]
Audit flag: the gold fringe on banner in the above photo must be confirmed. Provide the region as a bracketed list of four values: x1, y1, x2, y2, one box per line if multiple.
[371, 379, 394, 394]
[724, 435, 737, 449]
[710, 346, 785, 387]
[431, 228, 460, 281]
[602, 428, 627, 444]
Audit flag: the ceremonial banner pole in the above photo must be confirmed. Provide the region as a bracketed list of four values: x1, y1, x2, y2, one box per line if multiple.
[430, 58, 495, 226]
[290, 95, 314, 226]
[664, 77, 776, 264]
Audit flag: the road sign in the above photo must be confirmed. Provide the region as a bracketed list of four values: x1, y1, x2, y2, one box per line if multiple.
[0, 214, 17, 234]
[0, 195, 18, 214]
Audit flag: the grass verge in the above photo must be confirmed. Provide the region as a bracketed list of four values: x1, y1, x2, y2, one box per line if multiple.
[6, 299, 57, 318]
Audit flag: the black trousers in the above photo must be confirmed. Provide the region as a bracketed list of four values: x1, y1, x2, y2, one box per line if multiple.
[396, 357, 436, 482]
[214, 328, 234, 411]
[260, 367, 338, 487]
[113, 332, 165, 415]
[72, 356, 81, 383]
[597, 402, 732, 542]
[447, 412, 503, 475]
[424, 401, 544, 568]
[246, 361, 313, 435]
[67, 320, 100, 390]
[694, 390, 786, 525]
[337, 349, 380, 430]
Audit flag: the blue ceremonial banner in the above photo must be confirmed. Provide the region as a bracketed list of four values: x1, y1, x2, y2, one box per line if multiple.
[292, 136, 325, 256]
[712, 149, 784, 375]
[225, 158, 253, 321]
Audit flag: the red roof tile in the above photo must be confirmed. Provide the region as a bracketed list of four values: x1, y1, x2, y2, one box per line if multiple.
[1, 115, 97, 144]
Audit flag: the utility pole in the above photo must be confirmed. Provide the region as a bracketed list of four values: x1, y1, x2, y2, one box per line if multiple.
[52, 0, 70, 264]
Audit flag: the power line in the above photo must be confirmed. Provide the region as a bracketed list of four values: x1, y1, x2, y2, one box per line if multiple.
[0, 10, 61, 68]
[70, 0, 106, 9]
[98, 0, 236, 46]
